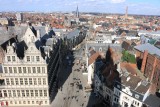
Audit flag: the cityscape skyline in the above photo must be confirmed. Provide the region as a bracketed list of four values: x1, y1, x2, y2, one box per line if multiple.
[0, 0, 160, 15]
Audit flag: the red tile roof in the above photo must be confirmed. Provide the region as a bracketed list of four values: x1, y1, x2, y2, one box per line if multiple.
[88, 52, 101, 65]
[120, 62, 137, 75]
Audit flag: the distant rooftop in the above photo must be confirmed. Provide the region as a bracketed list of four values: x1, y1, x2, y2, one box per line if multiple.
[144, 94, 160, 107]
[66, 29, 80, 39]
[134, 43, 160, 57]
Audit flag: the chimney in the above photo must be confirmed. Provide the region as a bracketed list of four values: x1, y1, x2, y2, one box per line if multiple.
[126, 76, 130, 81]
[150, 56, 157, 82]
[37, 29, 41, 40]
[141, 50, 148, 74]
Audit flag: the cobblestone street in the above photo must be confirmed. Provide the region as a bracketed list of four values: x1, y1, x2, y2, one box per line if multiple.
[50, 47, 101, 107]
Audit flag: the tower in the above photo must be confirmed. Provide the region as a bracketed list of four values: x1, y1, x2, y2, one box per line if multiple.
[16, 13, 23, 22]
[125, 6, 128, 19]
[76, 5, 79, 18]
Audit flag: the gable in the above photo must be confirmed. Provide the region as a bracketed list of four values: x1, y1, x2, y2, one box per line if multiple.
[23, 27, 37, 44]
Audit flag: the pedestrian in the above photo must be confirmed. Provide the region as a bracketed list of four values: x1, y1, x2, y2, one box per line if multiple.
[82, 103, 84, 107]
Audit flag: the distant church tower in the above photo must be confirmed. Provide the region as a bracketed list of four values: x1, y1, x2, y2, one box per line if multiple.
[76, 5, 79, 18]
[125, 6, 128, 19]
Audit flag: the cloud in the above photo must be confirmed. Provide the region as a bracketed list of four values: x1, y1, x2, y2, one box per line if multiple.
[110, 0, 126, 3]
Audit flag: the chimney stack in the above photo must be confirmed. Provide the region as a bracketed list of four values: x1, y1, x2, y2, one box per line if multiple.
[37, 29, 41, 40]
[141, 50, 148, 74]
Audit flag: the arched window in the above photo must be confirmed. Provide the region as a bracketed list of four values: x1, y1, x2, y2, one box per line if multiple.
[99, 47, 102, 52]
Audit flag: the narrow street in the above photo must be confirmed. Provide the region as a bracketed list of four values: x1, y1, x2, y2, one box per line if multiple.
[50, 45, 100, 107]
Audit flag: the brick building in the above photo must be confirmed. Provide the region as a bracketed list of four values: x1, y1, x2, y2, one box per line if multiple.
[134, 43, 160, 92]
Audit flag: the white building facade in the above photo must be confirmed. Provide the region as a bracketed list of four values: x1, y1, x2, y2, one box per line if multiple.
[0, 27, 50, 106]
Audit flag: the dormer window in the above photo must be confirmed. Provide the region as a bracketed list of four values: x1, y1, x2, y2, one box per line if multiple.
[99, 47, 102, 52]
[12, 56, 16, 62]
[36, 56, 40, 62]
[7, 56, 11, 62]
[135, 94, 139, 99]
[26, 56, 30, 62]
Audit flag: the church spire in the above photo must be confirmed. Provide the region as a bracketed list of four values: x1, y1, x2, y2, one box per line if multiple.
[76, 5, 79, 18]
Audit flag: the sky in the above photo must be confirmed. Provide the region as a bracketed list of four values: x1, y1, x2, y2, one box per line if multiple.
[0, 0, 160, 15]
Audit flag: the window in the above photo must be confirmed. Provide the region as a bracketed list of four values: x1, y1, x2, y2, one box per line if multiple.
[19, 101, 21, 104]
[32, 67, 36, 73]
[42, 67, 45, 73]
[27, 56, 30, 62]
[26, 90, 29, 97]
[35, 90, 38, 97]
[36, 56, 40, 61]
[12, 56, 16, 61]
[135, 94, 139, 99]
[15, 78, 19, 85]
[15, 101, 17, 104]
[6, 78, 10, 85]
[23, 101, 26, 104]
[30, 90, 34, 97]
[29, 78, 32, 85]
[44, 90, 47, 97]
[0, 90, 2, 97]
[33, 78, 37, 85]
[99, 47, 102, 52]
[4, 67, 8, 73]
[10, 101, 13, 104]
[17, 90, 20, 97]
[45, 101, 47, 104]
[12, 90, 16, 97]
[21, 90, 25, 97]
[23, 67, 26, 73]
[31, 56, 34, 62]
[38, 78, 41, 85]
[28, 101, 30, 104]
[11, 78, 14, 85]
[3, 90, 7, 97]
[43, 78, 46, 85]
[20, 78, 23, 85]
[13, 67, 17, 73]
[7, 56, 11, 62]
[39, 90, 43, 97]
[9, 67, 12, 73]
[24, 78, 28, 85]
[28, 67, 31, 73]
[8, 90, 12, 97]
[37, 67, 40, 73]
[18, 67, 22, 73]
[32, 101, 34, 104]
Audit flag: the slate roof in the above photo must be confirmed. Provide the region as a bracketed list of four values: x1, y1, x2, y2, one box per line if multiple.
[144, 94, 160, 107]
[0, 26, 55, 60]
[0, 26, 55, 45]
[134, 43, 160, 56]
[0, 26, 27, 44]
[154, 41, 160, 49]
[87, 43, 122, 53]
[66, 29, 80, 39]
[119, 70, 150, 95]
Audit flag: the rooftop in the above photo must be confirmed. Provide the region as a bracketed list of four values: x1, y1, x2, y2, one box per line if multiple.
[144, 94, 160, 107]
[134, 43, 160, 57]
